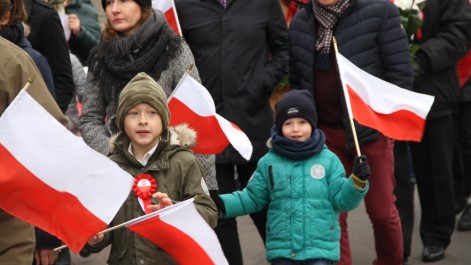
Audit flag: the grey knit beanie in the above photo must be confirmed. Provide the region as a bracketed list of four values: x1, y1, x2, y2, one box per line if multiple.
[116, 72, 169, 132]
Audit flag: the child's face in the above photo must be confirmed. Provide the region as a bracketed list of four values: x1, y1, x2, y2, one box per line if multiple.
[281, 117, 312, 142]
[124, 103, 163, 153]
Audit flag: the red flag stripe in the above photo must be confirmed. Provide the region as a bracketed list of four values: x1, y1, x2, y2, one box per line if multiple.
[168, 98, 230, 154]
[347, 85, 426, 142]
[0, 144, 107, 253]
[127, 215, 215, 265]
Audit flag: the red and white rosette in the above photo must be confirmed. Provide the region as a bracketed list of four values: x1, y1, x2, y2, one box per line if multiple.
[133, 174, 157, 214]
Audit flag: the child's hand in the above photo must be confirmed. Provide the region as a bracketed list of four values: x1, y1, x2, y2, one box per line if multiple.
[352, 155, 371, 181]
[87, 233, 104, 246]
[147, 192, 173, 211]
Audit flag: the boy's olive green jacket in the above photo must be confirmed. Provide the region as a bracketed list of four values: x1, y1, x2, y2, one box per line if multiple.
[85, 124, 218, 265]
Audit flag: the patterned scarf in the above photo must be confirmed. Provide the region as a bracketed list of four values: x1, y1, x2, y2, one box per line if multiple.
[312, 0, 349, 54]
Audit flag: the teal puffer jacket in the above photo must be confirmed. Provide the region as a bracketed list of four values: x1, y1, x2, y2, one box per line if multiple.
[221, 145, 368, 262]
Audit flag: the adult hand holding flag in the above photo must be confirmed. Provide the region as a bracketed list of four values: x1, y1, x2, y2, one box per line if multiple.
[168, 73, 253, 160]
[125, 198, 228, 265]
[0, 90, 134, 253]
[336, 52, 435, 142]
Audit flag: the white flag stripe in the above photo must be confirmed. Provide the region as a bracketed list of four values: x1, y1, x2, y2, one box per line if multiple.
[169, 74, 216, 116]
[215, 114, 253, 161]
[338, 54, 434, 118]
[0, 90, 133, 223]
[152, 0, 172, 12]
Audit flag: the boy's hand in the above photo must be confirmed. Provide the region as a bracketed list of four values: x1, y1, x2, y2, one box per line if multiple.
[352, 155, 371, 181]
[147, 192, 173, 211]
[87, 233, 104, 246]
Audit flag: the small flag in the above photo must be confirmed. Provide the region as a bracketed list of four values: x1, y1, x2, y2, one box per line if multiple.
[152, 0, 181, 35]
[125, 198, 228, 265]
[337, 53, 434, 142]
[168, 73, 253, 160]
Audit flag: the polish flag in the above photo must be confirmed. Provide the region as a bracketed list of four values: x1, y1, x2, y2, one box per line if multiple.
[337, 53, 435, 142]
[152, 0, 181, 35]
[168, 73, 253, 160]
[125, 198, 228, 265]
[0, 90, 133, 253]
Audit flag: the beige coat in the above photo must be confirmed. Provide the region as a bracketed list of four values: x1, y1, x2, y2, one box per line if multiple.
[0, 36, 67, 265]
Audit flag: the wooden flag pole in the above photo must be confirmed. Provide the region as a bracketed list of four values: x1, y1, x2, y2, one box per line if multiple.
[332, 37, 362, 157]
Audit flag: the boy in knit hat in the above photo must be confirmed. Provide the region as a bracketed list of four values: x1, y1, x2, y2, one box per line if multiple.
[83, 72, 217, 265]
[211, 89, 370, 265]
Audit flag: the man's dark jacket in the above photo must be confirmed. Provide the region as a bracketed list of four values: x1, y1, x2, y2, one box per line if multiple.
[176, 0, 289, 163]
[413, 0, 471, 119]
[289, 0, 413, 146]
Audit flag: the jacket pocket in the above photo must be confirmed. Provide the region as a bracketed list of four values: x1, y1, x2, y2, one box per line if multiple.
[107, 248, 127, 264]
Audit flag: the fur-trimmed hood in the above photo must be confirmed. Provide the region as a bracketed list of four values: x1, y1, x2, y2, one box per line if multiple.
[109, 123, 197, 153]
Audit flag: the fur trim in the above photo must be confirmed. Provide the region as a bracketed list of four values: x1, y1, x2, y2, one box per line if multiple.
[109, 133, 121, 153]
[169, 124, 197, 147]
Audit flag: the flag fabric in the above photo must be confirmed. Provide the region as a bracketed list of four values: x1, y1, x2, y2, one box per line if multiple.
[125, 198, 228, 265]
[337, 53, 435, 142]
[168, 73, 253, 160]
[0, 90, 134, 253]
[152, 0, 181, 35]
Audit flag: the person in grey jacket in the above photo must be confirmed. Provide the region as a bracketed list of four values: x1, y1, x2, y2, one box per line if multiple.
[80, 0, 218, 202]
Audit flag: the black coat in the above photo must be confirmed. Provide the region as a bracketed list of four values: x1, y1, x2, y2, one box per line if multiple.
[413, 0, 471, 119]
[289, 0, 413, 146]
[25, 0, 75, 113]
[175, 0, 289, 163]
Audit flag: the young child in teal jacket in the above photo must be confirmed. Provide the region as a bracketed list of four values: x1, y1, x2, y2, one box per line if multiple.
[212, 90, 370, 265]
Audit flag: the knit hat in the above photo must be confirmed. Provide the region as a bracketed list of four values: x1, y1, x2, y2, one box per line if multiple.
[102, 0, 152, 10]
[116, 72, 170, 132]
[275, 90, 318, 134]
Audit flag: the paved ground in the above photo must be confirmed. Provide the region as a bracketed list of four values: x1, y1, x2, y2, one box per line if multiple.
[70, 188, 471, 265]
[238, 189, 471, 265]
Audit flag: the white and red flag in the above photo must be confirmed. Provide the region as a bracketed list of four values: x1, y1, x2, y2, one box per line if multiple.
[152, 0, 181, 35]
[125, 198, 228, 265]
[0, 90, 133, 253]
[168, 73, 253, 160]
[337, 53, 434, 142]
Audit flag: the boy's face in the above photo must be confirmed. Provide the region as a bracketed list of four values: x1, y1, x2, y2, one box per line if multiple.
[281, 117, 312, 142]
[124, 103, 163, 154]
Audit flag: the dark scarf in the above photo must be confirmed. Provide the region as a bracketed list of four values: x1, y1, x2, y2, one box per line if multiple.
[88, 10, 182, 104]
[0, 22, 24, 45]
[312, 0, 349, 69]
[270, 126, 326, 161]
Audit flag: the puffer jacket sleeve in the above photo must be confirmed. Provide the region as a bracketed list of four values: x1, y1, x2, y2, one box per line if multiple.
[377, 0, 413, 89]
[80, 70, 112, 155]
[220, 161, 270, 218]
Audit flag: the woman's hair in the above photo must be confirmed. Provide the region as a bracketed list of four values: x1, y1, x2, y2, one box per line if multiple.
[0, 0, 28, 25]
[102, 6, 153, 42]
